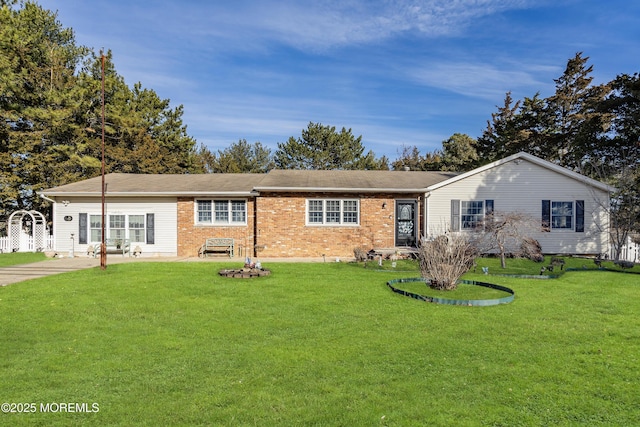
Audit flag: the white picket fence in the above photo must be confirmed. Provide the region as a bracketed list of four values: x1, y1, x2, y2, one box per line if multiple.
[0, 235, 54, 253]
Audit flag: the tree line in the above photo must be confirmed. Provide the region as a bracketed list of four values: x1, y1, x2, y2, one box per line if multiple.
[1, 1, 638, 247]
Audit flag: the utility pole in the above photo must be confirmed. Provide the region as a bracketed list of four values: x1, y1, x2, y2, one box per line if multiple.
[100, 51, 107, 270]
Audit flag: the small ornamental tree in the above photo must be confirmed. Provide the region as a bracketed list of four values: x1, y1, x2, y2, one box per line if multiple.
[472, 211, 542, 268]
[418, 234, 478, 291]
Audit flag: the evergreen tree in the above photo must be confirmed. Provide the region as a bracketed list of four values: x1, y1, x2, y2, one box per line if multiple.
[0, 1, 89, 216]
[0, 2, 201, 218]
[274, 122, 385, 170]
[476, 92, 521, 163]
[441, 133, 478, 171]
[391, 145, 442, 171]
[203, 139, 275, 173]
[545, 52, 611, 169]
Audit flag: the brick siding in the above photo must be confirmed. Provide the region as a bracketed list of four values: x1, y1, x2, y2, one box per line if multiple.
[177, 193, 422, 258]
[177, 197, 256, 258]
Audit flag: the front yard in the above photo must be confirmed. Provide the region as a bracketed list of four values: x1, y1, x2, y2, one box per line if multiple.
[0, 259, 639, 425]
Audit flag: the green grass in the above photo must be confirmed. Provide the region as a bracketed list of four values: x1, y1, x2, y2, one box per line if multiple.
[1, 261, 639, 426]
[474, 255, 640, 276]
[0, 251, 47, 267]
[391, 280, 512, 300]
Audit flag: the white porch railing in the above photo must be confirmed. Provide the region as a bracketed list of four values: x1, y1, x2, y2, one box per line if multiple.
[0, 235, 54, 253]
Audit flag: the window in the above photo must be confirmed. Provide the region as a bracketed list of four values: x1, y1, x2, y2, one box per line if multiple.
[197, 200, 212, 223]
[451, 200, 494, 231]
[128, 215, 145, 243]
[461, 201, 484, 230]
[109, 215, 126, 240]
[542, 200, 584, 232]
[308, 200, 324, 224]
[196, 199, 247, 225]
[90, 215, 102, 242]
[307, 199, 359, 225]
[81, 213, 154, 244]
[551, 201, 573, 229]
[231, 200, 246, 223]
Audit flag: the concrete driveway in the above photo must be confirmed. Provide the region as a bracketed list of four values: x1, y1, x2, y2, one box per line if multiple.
[0, 256, 185, 286]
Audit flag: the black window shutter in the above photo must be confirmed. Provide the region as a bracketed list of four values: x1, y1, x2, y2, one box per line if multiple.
[451, 200, 460, 232]
[575, 200, 584, 232]
[79, 213, 88, 244]
[485, 200, 494, 216]
[146, 213, 155, 244]
[542, 200, 550, 232]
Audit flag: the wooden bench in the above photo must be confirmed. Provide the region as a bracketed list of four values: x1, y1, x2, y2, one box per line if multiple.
[199, 238, 234, 258]
[93, 239, 131, 257]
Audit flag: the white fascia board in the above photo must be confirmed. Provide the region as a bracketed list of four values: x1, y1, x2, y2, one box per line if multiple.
[425, 152, 616, 193]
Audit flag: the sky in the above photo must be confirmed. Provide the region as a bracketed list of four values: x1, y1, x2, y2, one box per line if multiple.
[37, 0, 640, 161]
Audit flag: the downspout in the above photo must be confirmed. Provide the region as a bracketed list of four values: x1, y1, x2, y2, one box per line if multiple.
[423, 191, 431, 242]
[253, 191, 259, 258]
[38, 193, 56, 251]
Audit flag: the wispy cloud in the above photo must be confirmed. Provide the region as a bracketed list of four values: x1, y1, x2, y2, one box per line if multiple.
[155, 0, 540, 52]
[406, 61, 553, 100]
[38, 0, 639, 160]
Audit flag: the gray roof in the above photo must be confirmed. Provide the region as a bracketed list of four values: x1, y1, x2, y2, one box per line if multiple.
[41, 170, 458, 197]
[42, 173, 266, 196]
[255, 170, 458, 192]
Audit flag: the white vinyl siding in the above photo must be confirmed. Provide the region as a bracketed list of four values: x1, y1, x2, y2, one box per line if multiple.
[427, 159, 610, 254]
[53, 197, 177, 257]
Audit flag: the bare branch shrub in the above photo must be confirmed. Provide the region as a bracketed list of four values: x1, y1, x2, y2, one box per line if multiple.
[418, 234, 478, 291]
[353, 246, 368, 262]
[471, 211, 541, 268]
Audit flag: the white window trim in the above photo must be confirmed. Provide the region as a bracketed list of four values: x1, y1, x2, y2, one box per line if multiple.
[305, 199, 360, 226]
[460, 200, 485, 231]
[88, 213, 149, 243]
[195, 199, 248, 226]
[550, 200, 574, 231]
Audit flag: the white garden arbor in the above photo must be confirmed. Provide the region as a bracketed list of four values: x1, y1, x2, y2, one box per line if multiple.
[7, 210, 48, 252]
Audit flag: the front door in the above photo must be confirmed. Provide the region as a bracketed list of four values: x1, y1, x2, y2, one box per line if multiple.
[395, 200, 417, 247]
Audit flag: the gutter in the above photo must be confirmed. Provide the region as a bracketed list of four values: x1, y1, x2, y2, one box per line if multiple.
[39, 191, 260, 198]
[38, 192, 56, 204]
[254, 187, 428, 193]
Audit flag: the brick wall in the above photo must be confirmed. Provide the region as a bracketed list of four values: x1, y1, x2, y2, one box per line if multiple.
[177, 197, 255, 257]
[254, 192, 423, 258]
[176, 193, 423, 258]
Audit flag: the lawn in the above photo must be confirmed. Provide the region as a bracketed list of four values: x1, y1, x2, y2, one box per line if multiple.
[0, 259, 639, 426]
[0, 251, 47, 267]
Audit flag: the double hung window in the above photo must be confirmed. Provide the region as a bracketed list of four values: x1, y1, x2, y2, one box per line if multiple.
[451, 200, 494, 231]
[307, 199, 359, 225]
[196, 200, 247, 225]
[542, 200, 584, 232]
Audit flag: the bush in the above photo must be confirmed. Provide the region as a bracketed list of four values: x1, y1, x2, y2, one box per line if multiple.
[353, 246, 368, 262]
[521, 237, 544, 262]
[418, 234, 478, 291]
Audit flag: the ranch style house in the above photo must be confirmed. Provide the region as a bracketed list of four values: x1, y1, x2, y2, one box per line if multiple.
[39, 152, 614, 259]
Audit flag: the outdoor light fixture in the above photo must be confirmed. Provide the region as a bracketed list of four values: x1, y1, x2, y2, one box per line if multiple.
[62, 200, 70, 207]
[382, 202, 387, 209]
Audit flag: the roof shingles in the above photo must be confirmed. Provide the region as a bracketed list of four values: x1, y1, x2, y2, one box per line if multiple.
[42, 170, 458, 196]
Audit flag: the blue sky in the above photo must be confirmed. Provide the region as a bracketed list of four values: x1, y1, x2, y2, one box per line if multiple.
[38, 0, 640, 161]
